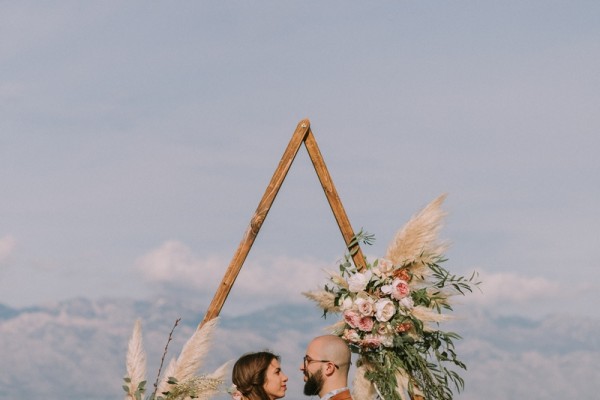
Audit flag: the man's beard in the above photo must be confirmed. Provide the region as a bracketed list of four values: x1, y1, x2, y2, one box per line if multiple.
[303, 369, 324, 396]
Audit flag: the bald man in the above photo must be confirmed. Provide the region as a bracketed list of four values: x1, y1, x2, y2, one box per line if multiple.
[301, 335, 352, 400]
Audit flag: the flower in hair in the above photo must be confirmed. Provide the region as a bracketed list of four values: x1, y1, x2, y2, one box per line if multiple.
[228, 384, 243, 400]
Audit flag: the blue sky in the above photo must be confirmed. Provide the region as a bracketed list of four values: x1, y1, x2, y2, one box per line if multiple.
[1, 1, 599, 320]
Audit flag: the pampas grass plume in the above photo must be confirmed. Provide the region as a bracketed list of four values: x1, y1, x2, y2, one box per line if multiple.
[173, 317, 218, 381]
[157, 317, 219, 394]
[156, 358, 177, 396]
[326, 320, 347, 335]
[411, 305, 452, 325]
[206, 361, 230, 382]
[125, 319, 147, 399]
[385, 194, 449, 267]
[302, 290, 338, 312]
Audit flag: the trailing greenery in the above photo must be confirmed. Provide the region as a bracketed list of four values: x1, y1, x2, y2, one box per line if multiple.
[316, 231, 480, 400]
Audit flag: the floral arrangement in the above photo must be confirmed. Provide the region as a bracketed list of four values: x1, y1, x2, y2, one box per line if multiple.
[304, 195, 480, 400]
[122, 317, 228, 400]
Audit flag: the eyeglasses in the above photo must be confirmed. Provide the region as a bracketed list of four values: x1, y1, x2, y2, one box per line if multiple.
[303, 355, 339, 369]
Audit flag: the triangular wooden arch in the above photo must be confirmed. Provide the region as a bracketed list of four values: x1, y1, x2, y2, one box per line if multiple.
[200, 119, 366, 326]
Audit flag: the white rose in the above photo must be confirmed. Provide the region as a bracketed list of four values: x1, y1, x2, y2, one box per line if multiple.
[340, 296, 354, 311]
[355, 297, 375, 316]
[376, 258, 395, 277]
[380, 283, 392, 295]
[347, 271, 372, 292]
[343, 329, 360, 343]
[375, 298, 396, 322]
[380, 334, 394, 347]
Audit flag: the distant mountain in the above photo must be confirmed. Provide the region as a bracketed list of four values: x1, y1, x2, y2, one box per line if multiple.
[0, 298, 598, 400]
[0, 304, 17, 320]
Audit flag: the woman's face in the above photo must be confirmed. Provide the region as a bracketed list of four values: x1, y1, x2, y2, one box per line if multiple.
[263, 358, 288, 400]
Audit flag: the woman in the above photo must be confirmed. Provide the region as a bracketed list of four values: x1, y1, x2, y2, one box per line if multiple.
[231, 351, 288, 400]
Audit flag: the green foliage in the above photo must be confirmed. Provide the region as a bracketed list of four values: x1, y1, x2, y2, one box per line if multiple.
[315, 232, 481, 400]
[122, 378, 147, 400]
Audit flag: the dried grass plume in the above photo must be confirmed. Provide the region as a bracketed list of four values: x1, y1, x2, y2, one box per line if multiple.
[302, 290, 338, 312]
[125, 319, 147, 400]
[157, 317, 219, 394]
[385, 194, 449, 267]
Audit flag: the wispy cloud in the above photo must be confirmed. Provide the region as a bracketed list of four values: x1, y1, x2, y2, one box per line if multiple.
[134, 240, 332, 308]
[134, 240, 224, 288]
[134, 242, 595, 318]
[462, 269, 567, 308]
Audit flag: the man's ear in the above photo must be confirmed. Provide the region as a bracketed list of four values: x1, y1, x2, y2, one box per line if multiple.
[324, 362, 337, 377]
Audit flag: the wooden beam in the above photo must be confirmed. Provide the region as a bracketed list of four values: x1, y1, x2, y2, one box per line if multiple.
[200, 119, 310, 326]
[200, 119, 366, 326]
[303, 128, 366, 271]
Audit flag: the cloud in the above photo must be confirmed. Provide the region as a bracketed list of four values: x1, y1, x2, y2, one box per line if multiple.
[0, 235, 16, 264]
[134, 240, 333, 309]
[467, 270, 560, 305]
[134, 240, 224, 288]
[134, 242, 595, 318]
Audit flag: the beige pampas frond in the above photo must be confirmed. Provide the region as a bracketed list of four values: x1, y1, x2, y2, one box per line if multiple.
[327, 270, 349, 290]
[302, 290, 339, 312]
[206, 361, 230, 382]
[385, 194, 449, 267]
[163, 375, 224, 400]
[352, 365, 377, 400]
[125, 319, 147, 400]
[158, 360, 229, 400]
[158, 317, 219, 393]
[173, 317, 219, 380]
[411, 305, 452, 325]
[325, 320, 347, 335]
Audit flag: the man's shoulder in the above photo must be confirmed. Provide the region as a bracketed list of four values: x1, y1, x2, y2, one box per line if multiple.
[329, 389, 352, 400]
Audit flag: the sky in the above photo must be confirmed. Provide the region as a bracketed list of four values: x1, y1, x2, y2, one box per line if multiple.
[1, 1, 600, 322]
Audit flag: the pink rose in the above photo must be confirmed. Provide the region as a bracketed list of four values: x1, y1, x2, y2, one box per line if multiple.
[361, 334, 382, 349]
[357, 316, 374, 332]
[343, 310, 361, 328]
[390, 278, 410, 300]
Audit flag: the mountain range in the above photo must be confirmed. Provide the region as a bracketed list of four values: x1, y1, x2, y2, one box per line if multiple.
[0, 298, 598, 399]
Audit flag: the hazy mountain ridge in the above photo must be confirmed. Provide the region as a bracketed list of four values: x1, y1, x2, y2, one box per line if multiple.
[0, 298, 598, 400]
[450, 311, 600, 354]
